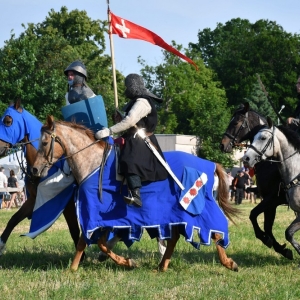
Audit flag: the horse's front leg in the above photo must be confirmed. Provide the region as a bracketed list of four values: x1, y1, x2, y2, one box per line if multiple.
[62, 199, 85, 262]
[158, 227, 180, 272]
[97, 231, 137, 268]
[249, 200, 273, 248]
[0, 195, 35, 255]
[263, 204, 293, 260]
[285, 216, 300, 256]
[70, 234, 87, 271]
[212, 233, 238, 271]
[98, 234, 122, 262]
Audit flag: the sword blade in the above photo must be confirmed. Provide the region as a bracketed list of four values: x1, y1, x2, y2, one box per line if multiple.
[136, 129, 185, 190]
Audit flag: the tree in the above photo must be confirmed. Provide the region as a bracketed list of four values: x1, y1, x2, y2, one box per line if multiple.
[245, 81, 277, 120]
[0, 6, 125, 123]
[190, 18, 300, 117]
[139, 43, 236, 167]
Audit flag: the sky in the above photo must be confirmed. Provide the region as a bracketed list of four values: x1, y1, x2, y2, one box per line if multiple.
[1, 0, 299, 76]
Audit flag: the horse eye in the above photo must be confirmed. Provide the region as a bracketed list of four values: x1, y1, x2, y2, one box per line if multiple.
[261, 136, 266, 140]
[42, 142, 48, 146]
[3, 119, 12, 126]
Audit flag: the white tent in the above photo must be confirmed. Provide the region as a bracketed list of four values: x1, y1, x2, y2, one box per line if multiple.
[0, 151, 26, 188]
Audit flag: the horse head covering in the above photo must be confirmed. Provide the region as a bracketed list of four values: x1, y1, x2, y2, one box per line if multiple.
[0, 106, 42, 149]
[124, 74, 163, 103]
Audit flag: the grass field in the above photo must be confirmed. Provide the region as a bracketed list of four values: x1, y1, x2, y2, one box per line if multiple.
[0, 201, 300, 300]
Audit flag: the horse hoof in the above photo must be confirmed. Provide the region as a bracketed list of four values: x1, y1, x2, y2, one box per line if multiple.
[98, 252, 109, 262]
[70, 265, 79, 272]
[128, 258, 137, 269]
[231, 261, 239, 272]
[283, 249, 293, 260]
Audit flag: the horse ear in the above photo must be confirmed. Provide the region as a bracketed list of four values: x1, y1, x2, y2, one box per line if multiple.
[14, 97, 22, 111]
[243, 102, 250, 112]
[266, 116, 273, 128]
[46, 115, 55, 130]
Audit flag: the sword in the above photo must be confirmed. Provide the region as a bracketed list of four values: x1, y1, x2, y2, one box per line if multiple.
[135, 128, 185, 190]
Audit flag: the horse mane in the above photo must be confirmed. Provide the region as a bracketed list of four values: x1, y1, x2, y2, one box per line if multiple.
[277, 125, 300, 151]
[234, 105, 267, 123]
[42, 119, 107, 149]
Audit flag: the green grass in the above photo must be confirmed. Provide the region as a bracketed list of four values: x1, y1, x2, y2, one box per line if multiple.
[0, 201, 300, 300]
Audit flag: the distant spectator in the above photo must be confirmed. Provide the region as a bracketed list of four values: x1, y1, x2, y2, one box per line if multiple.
[7, 170, 19, 209]
[233, 170, 248, 205]
[0, 167, 8, 209]
[243, 169, 251, 200]
[226, 171, 234, 201]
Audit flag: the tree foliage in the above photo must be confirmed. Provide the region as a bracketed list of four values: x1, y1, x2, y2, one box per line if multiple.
[245, 81, 277, 120]
[0, 6, 125, 123]
[139, 43, 236, 166]
[190, 18, 300, 117]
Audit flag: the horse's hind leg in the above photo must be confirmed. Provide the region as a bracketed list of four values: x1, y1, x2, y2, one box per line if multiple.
[158, 227, 180, 272]
[212, 233, 238, 271]
[285, 216, 300, 256]
[0, 195, 35, 255]
[70, 234, 87, 271]
[97, 231, 137, 268]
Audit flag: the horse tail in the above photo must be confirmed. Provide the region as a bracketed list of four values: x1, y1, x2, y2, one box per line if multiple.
[215, 163, 240, 225]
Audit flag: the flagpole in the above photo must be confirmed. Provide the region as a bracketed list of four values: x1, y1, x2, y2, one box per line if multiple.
[107, 1, 119, 109]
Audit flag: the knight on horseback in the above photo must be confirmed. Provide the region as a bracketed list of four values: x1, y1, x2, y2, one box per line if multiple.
[95, 74, 168, 208]
[64, 60, 96, 104]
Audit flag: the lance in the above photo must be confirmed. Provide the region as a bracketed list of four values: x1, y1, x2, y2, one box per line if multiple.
[256, 73, 285, 125]
[107, 0, 119, 109]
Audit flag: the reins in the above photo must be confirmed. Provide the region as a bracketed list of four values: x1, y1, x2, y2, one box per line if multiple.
[41, 121, 110, 200]
[251, 127, 299, 164]
[41, 122, 101, 166]
[250, 126, 300, 192]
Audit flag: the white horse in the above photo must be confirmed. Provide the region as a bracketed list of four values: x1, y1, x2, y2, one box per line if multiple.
[243, 118, 300, 256]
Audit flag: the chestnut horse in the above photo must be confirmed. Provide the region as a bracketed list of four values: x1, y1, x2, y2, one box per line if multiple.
[32, 116, 239, 272]
[0, 102, 81, 258]
[220, 103, 292, 259]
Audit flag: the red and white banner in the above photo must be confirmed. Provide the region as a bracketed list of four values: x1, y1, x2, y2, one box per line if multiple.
[110, 11, 198, 70]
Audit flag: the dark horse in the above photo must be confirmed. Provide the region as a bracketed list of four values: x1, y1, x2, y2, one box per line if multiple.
[0, 101, 81, 258]
[220, 103, 293, 259]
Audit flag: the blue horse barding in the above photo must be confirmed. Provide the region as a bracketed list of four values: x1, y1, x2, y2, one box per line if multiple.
[0, 102, 83, 258]
[32, 116, 240, 272]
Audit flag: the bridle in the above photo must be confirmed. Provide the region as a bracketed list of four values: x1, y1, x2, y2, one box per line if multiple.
[247, 127, 275, 163]
[248, 126, 299, 164]
[223, 112, 251, 151]
[39, 121, 105, 167]
[40, 121, 110, 199]
[0, 139, 12, 156]
[41, 122, 66, 166]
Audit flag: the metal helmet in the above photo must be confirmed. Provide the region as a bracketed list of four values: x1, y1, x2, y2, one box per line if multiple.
[124, 74, 162, 103]
[64, 60, 87, 79]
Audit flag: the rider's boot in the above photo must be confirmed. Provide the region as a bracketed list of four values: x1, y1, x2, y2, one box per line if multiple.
[124, 188, 142, 208]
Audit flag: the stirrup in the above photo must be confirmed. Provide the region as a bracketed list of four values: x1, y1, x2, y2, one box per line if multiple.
[123, 189, 142, 208]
